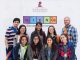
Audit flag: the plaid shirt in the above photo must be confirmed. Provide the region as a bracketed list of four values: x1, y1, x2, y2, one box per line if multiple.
[62, 25, 78, 47]
[58, 43, 71, 60]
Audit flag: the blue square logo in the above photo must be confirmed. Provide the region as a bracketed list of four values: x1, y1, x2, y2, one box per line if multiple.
[37, 16, 44, 23]
[30, 16, 37, 24]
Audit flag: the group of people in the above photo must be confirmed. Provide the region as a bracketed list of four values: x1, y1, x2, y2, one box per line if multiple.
[5, 17, 78, 60]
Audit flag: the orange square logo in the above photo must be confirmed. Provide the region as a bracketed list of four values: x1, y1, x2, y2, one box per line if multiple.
[50, 16, 57, 24]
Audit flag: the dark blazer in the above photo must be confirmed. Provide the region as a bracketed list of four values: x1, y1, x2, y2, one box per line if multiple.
[40, 45, 58, 60]
[13, 43, 32, 60]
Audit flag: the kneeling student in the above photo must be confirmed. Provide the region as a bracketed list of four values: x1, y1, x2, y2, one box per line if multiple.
[13, 35, 32, 60]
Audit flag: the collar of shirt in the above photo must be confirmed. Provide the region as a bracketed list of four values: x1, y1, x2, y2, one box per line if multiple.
[19, 44, 28, 59]
[65, 24, 71, 28]
[9, 26, 18, 33]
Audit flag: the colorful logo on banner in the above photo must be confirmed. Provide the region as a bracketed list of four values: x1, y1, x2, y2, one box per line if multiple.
[23, 16, 57, 24]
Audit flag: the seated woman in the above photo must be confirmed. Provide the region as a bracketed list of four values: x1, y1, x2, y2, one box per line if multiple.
[13, 35, 32, 60]
[57, 34, 72, 60]
[30, 34, 42, 60]
[40, 36, 58, 60]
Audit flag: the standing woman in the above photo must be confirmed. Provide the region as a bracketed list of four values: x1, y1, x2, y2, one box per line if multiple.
[40, 36, 58, 60]
[17, 25, 29, 43]
[30, 22, 46, 45]
[31, 34, 42, 60]
[47, 26, 60, 45]
[13, 35, 32, 60]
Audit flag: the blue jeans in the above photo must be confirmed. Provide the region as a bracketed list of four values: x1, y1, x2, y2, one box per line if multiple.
[6, 46, 13, 60]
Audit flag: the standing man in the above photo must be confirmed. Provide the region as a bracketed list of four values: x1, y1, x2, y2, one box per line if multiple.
[62, 17, 78, 60]
[5, 18, 20, 60]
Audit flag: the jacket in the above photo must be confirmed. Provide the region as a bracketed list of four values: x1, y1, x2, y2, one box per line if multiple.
[13, 43, 32, 60]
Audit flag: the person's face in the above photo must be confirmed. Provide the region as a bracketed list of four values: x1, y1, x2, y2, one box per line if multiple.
[33, 36, 39, 45]
[21, 37, 27, 46]
[60, 35, 67, 44]
[47, 38, 53, 46]
[49, 27, 54, 34]
[13, 21, 19, 27]
[64, 17, 70, 26]
[36, 24, 42, 31]
[20, 26, 26, 34]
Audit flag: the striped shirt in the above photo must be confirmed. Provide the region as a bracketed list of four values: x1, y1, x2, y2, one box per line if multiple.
[5, 26, 18, 47]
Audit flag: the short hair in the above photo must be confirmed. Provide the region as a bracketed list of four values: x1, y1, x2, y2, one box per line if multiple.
[64, 17, 70, 20]
[13, 18, 20, 23]
[20, 35, 28, 44]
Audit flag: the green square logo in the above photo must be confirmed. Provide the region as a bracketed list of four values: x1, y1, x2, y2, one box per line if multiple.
[44, 16, 50, 24]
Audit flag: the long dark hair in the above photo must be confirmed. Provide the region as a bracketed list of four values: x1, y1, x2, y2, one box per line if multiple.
[47, 25, 57, 36]
[17, 25, 27, 35]
[46, 36, 57, 51]
[31, 34, 42, 51]
[35, 22, 43, 35]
